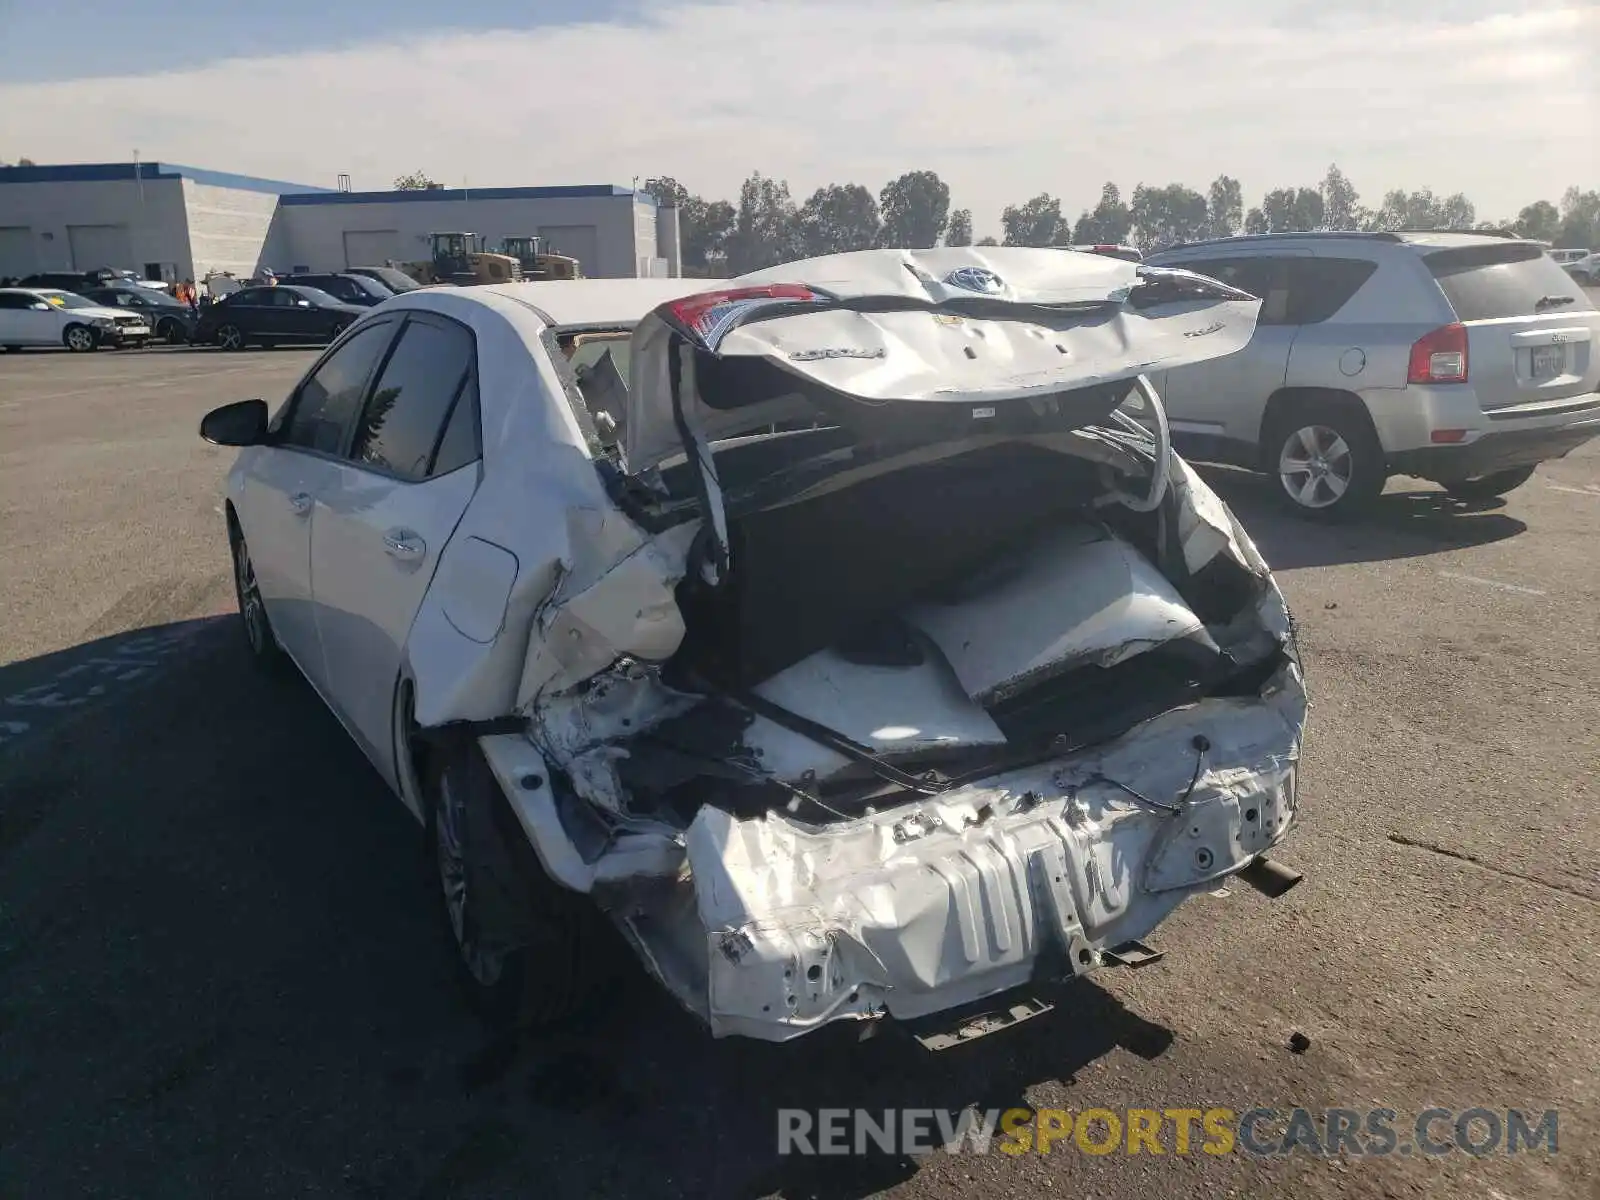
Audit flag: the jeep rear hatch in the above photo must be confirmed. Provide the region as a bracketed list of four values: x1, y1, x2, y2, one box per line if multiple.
[1420, 240, 1600, 410]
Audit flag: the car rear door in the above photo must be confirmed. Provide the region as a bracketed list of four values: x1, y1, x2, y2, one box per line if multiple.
[1153, 251, 1311, 450]
[235, 318, 400, 687]
[1421, 241, 1600, 410]
[227, 289, 276, 339]
[307, 311, 482, 770]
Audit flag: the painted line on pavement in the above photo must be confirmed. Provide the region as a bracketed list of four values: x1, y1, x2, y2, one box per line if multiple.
[1437, 570, 1546, 597]
[1547, 483, 1600, 497]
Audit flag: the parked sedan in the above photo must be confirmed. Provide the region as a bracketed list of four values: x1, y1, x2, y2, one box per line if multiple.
[277, 272, 395, 307]
[0, 287, 152, 351]
[81, 286, 196, 344]
[199, 252, 1307, 1044]
[194, 285, 366, 350]
[1566, 252, 1600, 287]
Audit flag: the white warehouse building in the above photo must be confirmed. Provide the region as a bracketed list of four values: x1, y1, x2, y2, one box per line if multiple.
[0, 161, 681, 283]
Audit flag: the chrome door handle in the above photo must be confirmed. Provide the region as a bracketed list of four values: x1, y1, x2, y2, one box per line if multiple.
[383, 529, 426, 561]
[288, 491, 313, 516]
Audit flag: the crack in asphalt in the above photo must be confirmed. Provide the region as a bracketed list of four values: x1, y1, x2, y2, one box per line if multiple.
[1385, 832, 1600, 904]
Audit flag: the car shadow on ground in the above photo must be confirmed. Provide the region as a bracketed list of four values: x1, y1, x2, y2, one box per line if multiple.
[0, 624, 1177, 1199]
[1193, 464, 1527, 571]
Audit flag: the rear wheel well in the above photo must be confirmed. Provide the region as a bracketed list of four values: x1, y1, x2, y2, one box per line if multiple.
[395, 675, 431, 823]
[1257, 388, 1380, 471]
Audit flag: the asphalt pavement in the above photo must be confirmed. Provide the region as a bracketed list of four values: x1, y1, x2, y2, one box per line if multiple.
[1, 342, 1597, 1199]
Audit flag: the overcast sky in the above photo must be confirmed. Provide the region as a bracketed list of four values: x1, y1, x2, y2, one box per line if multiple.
[0, 0, 1594, 236]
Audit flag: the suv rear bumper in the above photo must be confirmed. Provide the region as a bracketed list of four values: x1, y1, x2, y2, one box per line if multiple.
[1388, 413, 1600, 480]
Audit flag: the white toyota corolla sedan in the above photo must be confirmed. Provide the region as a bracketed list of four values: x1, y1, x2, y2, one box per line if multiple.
[201, 248, 1308, 1045]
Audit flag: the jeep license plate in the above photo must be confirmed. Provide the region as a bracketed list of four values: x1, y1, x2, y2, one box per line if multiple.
[1530, 345, 1564, 380]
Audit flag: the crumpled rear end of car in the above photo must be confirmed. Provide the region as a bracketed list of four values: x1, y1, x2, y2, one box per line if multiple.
[475, 249, 1308, 1041]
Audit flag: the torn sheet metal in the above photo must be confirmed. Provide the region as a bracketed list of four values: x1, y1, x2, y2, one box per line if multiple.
[516, 517, 700, 708]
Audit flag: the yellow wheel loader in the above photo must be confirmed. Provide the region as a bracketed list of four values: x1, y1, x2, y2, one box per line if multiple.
[401, 233, 522, 287]
[499, 235, 582, 281]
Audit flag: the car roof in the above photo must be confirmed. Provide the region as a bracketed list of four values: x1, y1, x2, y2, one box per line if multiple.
[475, 278, 724, 327]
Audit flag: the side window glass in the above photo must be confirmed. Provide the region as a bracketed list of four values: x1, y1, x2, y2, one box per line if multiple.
[1176, 258, 1295, 325]
[1286, 258, 1379, 324]
[279, 322, 395, 454]
[348, 316, 475, 481]
[430, 373, 482, 477]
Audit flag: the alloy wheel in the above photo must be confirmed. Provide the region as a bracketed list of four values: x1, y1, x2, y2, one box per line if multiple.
[1278, 424, 1355, 510]
[234, 537, 268, 654]
[217, 325, 244, 351]
[65, 326, 95, 352]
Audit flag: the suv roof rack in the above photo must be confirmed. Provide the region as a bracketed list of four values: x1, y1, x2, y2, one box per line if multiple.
[1159, 228, 1524, 252]
[1389, 227, 1519, 239]
[1159, 231, 1401, 251]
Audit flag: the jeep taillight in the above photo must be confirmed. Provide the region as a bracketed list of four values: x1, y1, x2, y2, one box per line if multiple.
[1407, 323, 1468, 384]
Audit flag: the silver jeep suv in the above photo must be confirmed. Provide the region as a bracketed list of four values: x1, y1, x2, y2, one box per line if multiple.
[1144, 231, 1600, 516]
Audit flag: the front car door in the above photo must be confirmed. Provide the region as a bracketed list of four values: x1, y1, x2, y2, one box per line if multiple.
[233, 319, 400, 688]
[0, 292, 36, 342]
[1154, 252, 1310, 462]
[308, 311, 482, 773]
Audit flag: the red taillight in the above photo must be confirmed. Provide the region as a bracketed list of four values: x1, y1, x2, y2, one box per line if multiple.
[1407, 322, 1468, 384]
[665, 284, 822, 345]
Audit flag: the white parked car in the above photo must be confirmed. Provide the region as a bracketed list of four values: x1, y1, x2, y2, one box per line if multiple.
[200, 249, 1307, 1044]
[0, 287, 153, 352]
[1565, 252, 1600, 286]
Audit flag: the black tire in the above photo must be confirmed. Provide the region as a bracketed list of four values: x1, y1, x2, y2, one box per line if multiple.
[423, 738, 608, 1029]
[160, 318, 188, 346]
[1441, 466, 1536, 501]
[62, 323, 100, 353]
[1262, 400, 1386, 520]
[215, 323, 246, 351]
[228, 520, 286, 670]
[328, 321, 350, 344]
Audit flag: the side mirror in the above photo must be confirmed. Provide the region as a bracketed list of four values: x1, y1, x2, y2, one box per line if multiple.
[200, 399, 270, 447]
[296, 299, 312, 308]
[31, 302, 51, 311]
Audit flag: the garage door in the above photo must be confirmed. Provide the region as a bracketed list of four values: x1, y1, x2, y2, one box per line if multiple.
[0, 226, 36, 277]
[538, 225, 600, 277]
[343, 230, 401, 268]
[67, 224, 133, 272]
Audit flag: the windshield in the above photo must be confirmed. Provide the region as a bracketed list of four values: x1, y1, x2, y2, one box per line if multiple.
[39, 291, 97, 310]
[368, 268, 420, 292]
[287, 286, 344, 307]
[350, 276, 394, 298]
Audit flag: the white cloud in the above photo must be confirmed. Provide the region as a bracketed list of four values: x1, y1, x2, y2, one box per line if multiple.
[1, 0, 1595, 232]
